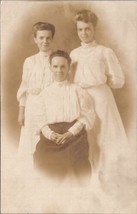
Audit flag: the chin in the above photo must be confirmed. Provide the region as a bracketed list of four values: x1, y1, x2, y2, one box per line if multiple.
[81, 38, 93, 43]
[82, 40, 89, 43]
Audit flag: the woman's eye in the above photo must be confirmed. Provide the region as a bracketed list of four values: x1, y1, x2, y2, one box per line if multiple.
[87, 28, 92, 32]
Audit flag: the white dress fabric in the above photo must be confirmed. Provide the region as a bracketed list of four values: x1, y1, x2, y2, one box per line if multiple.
[17, 51, 53, 163]
[70, 41, 129, 189]
[38, 80, 95, 132]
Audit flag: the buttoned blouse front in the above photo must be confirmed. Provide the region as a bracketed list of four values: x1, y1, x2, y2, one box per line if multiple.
[70, 41, 125, 89]
[39, 81, 95, 130]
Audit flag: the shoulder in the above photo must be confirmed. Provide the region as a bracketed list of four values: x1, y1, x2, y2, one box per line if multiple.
[97, 45, 115, 55]
[70, 47, 81, 58]
[95, 44, 117, 60]
[95, 44, 111, 53]
[24, 53, 39, 64]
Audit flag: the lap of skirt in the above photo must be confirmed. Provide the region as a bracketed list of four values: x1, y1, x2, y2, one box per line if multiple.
[33, 125, 91, 178]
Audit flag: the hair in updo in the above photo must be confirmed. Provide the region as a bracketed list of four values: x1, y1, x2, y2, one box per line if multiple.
[32, 22, 55, 38]
[49, 50, 72, 65]
[74, 9, 98, 28]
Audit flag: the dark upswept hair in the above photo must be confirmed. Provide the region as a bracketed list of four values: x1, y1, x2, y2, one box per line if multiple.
[74, 9, 98, 28]
[49, 50, 71, 65]
[32, 22, 55, 38]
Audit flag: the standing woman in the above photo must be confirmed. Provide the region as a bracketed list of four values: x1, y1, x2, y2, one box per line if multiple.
[70, 10, 129, 190]
[17, 22, 55, 166]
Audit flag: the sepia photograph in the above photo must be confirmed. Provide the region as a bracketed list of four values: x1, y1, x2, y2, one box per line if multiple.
[1, 0, 137, 213]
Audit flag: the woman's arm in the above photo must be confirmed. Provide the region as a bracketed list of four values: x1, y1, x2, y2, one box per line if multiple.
[18, 106, 25, 126]
[17, 58, 31, 107]
[58, 88, 95, 145]
[17, 58, 31, 125]
[104, 48, 125, 89]
[42, 125, 63, 144]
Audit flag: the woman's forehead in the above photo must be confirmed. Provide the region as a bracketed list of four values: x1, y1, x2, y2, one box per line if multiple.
[36, 30, 52, 36]
[77, 21, 93, 28]
[51, 56, 68, 64]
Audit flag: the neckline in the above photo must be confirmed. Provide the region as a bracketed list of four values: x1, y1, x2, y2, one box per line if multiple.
[53, 80, 68, 87]
[81, 40, 97, 49]
[39, 50, 52, 57]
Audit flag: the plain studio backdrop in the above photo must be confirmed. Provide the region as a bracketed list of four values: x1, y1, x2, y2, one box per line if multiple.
[1, 1, 137, 213]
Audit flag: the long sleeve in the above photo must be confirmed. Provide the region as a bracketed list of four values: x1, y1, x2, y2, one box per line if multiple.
[68, 121, 84, 136]
[41, 125, 54, 140]
[17, 58, 30, 106]
[36, 90, 54, 140]
[104, 48, 125, 89]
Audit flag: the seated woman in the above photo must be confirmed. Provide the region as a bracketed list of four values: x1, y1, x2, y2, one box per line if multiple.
[33, 50, 95, 184]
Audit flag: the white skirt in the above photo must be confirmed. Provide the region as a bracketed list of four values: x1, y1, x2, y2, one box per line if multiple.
[18, 94, 42, 166]
[86, 84, 130, 192]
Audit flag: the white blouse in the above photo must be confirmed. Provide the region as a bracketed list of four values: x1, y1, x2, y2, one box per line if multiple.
[38, 81, 95, 139]
[17, 51, 53, 106]
[70, 41, 125, 89]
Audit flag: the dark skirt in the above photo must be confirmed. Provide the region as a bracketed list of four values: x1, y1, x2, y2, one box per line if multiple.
[33, 121, 91, 183]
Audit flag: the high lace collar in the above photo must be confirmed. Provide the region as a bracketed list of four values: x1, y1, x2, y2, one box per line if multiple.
[53, 80, 68, 87]
[39, 49, 52, 57]
[81, 40, 97, 49]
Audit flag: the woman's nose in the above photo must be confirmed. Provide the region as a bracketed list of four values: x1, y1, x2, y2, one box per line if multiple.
[57, 68, 61, 72]
[82, 29, 86, 34]
[56, 67, 62, 72]
[43, 38, 48, 43]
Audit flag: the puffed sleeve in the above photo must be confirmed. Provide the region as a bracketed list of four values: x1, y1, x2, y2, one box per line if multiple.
[104, 48, 125, 89]
[70, 49, 76, 61]
[17, 58, 31, 106]
[69, 87, 95, 133]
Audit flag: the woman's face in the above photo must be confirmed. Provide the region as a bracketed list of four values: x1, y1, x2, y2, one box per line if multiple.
[51, 56, 69, 82]
[76, 21, 95, 43]
[34, 30, 53, 52]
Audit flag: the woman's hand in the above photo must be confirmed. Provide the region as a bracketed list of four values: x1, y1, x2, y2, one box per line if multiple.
[50, 132, 62, 143]
[56, 132, 73, 145]
[18, 106, 25, 126]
